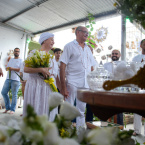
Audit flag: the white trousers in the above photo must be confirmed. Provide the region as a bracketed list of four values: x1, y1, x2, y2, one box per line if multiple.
[66, 83, 86, 129]
[134, 113, 145, 135]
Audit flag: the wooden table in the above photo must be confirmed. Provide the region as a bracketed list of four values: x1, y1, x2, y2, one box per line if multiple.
[77, 89, 145, 121]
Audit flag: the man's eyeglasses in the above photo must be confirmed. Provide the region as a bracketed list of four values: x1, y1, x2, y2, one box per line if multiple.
[79, 30, 89, 35]
[112, 53, 118, 55]
[14, 51, 20, 53]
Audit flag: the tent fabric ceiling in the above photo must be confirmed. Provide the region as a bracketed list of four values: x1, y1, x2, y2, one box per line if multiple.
[0, 0, 117, 35]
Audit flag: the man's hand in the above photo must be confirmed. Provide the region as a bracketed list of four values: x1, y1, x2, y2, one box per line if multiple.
[60, 86, 69, 100]
[0, 68, 3, 77]
[6, 67, 13, 71]
[20, 80, 27, 84]
[8, 67, 13, 71]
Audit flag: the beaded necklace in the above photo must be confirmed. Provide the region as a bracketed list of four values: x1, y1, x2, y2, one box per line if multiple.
[77, 43, 89, 69]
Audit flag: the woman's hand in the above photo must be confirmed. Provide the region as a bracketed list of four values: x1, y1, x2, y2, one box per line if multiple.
[41, 67, 52, 79]
[20, 80, 27, 84]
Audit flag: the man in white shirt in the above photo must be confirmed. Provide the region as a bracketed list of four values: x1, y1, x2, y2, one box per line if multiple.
[1, 48, 22, 114]
[53, 48, 62, 91]
[103, 49, 124, 125]
[104, 49, 121, 73]
[132, 39, 145, 136]
[132, 39, 145, 62]
[60, 26, 96, 129]
[54, 48, 62, 63]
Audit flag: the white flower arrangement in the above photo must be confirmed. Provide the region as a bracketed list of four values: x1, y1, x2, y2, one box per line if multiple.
[60, 102, 81, 121]
[49, 92, 64, 111]
[0, 93, 137, 145]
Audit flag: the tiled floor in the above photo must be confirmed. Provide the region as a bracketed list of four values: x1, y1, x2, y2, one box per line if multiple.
[0, 107, 23, 125]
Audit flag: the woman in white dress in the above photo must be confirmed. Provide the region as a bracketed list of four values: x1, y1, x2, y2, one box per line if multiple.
[23, 32, 58, 121]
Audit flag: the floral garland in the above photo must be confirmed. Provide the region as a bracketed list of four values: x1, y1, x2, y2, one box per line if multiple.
[114, 0, 145, 29]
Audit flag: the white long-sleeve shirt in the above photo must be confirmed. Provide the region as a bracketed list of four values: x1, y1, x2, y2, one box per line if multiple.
[132, 54, 145, 62]
[103, 61, 122, 74]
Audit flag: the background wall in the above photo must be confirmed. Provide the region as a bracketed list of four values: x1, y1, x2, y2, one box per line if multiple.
[0, 26, 26, 98]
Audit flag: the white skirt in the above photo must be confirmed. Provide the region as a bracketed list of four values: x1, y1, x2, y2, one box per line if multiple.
[23, 73, 58, 121]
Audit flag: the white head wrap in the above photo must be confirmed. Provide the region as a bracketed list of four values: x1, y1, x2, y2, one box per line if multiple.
[39, 32, 54, 45]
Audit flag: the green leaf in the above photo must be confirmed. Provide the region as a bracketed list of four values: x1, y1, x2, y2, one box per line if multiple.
[90, 27, 94, 31]
[86, 39, 89, 42]
[15, 71, 24, 81]
[92, 21, 96, 24]
[135, 141, 140, 145]
[91, 44, 95, 48]
[90, 39, 95, 43]
[86, 25, 90, 28]
[90, 17, 95, 20]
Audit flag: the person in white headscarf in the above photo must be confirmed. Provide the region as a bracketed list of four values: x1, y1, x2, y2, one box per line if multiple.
[23, 32, 58, 121]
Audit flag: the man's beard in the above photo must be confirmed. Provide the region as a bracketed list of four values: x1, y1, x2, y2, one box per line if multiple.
[14, 54, 19, 57]
[112, 56, 119, 61]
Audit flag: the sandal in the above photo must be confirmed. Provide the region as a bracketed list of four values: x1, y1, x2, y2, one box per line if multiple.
[9, 111, 14, 114]
[133, 132, 139, 136]
[3, 110, 10, 113]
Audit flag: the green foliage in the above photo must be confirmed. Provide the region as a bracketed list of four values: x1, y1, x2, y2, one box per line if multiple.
[93, 116, 100, 121]
[135, 140, 141, 145]
[28, 41, 41, 50]
[86, 13, 96, 48]
[25, 105, 43, 131]
[15, 71, 24, 81]
[118, 130, 134, 140]
[9, 84, 22, 99]
[114, 0, 145, 29]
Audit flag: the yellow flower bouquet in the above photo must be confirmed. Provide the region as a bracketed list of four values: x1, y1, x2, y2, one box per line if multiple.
[24, 50, 58, 92]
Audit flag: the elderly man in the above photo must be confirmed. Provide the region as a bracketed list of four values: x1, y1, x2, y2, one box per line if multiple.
[60, 26, 96, 129]
[103, 49, 124, 126]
